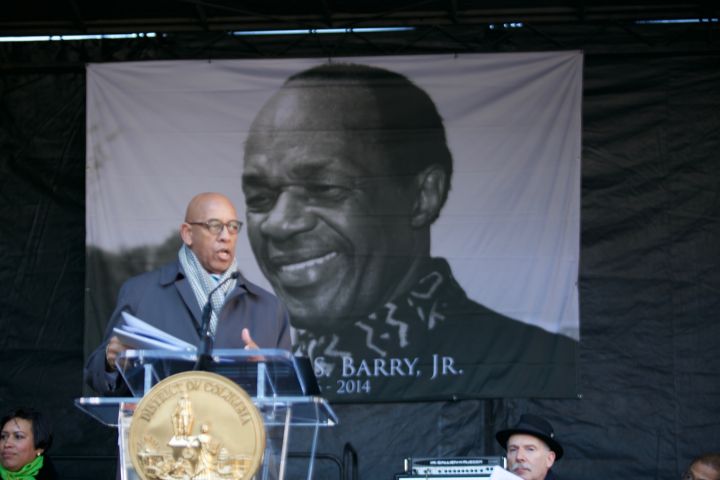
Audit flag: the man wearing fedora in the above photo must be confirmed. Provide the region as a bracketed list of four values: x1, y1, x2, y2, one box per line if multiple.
[496, 414, 564, 480]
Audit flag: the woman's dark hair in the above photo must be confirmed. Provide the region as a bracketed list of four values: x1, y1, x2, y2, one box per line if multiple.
[1, 408, 53, 452]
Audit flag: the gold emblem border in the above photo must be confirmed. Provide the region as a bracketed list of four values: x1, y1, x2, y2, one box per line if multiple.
[128, 370, 266, 480]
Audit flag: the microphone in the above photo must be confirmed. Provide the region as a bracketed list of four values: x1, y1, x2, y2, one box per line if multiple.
[194, 270, 240, 371]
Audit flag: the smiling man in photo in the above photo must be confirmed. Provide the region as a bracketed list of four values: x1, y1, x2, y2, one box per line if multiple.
[241, 63, 577, 400]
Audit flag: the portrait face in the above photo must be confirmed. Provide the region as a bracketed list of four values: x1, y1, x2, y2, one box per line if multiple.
[0, 418, 41, 472]
[243, 85, 425, 329]
[683, 462, 720, 480]
[181, 195, 240, 275]
[506, 433, 556, 480]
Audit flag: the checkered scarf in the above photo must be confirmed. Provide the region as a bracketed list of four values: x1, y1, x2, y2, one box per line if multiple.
[178, 244, 238, 335]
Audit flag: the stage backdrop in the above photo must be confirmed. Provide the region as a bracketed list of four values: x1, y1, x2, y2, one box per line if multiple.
[85, 52, 582, 401]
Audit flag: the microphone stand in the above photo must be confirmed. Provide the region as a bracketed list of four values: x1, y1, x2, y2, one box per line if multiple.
[193, 271, 239, 371]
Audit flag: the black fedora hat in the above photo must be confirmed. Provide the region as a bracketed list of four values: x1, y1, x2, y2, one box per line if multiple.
[495, 414, 564, 460]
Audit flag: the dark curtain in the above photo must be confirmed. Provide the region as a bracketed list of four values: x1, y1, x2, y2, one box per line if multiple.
[0, 69, 117, 477]
[0, 40, 718, 479]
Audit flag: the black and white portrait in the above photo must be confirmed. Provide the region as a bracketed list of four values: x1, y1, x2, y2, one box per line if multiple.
[86, 53, 582, 400]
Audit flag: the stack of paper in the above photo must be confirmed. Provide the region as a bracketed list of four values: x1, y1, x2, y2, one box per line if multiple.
[113, 311, 196, 351]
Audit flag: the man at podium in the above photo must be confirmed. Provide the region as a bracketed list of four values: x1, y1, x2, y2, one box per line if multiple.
[84, 192, 291, 395]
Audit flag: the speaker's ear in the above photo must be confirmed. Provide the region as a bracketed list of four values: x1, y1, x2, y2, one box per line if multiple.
[180, 222, 193, 246]
[411, 165, 448, 228]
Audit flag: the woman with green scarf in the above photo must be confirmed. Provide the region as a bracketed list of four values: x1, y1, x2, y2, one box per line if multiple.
[0, 408, 57, 480]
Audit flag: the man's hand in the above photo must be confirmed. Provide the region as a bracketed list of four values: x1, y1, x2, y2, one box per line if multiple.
[242, 328, 259, 349]
[105, 335, 129, 372]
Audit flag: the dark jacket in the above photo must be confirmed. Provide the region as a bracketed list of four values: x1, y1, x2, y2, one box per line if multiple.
[35, 456, 59, 480]
[84, 260, 291, 395]
[294, 257, 578, 401]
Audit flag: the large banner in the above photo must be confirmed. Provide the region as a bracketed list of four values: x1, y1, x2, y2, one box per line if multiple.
[86, 53, 582, 401]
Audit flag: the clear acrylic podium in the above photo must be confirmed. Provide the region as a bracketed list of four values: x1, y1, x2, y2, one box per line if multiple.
[75, 348, 338, 480]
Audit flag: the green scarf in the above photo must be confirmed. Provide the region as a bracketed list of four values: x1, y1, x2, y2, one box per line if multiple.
[0, 455, 43, 480]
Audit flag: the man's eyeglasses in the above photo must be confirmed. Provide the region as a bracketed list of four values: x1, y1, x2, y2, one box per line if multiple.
[187, 219, 243, 235]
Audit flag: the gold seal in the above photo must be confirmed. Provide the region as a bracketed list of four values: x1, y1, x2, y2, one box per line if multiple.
[128, 371, 265, 480]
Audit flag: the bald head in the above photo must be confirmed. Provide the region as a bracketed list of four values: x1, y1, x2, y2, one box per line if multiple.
[184, 193, 235, 222]
[686, 454, 720, 480]
[180, 193, 240, 274]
